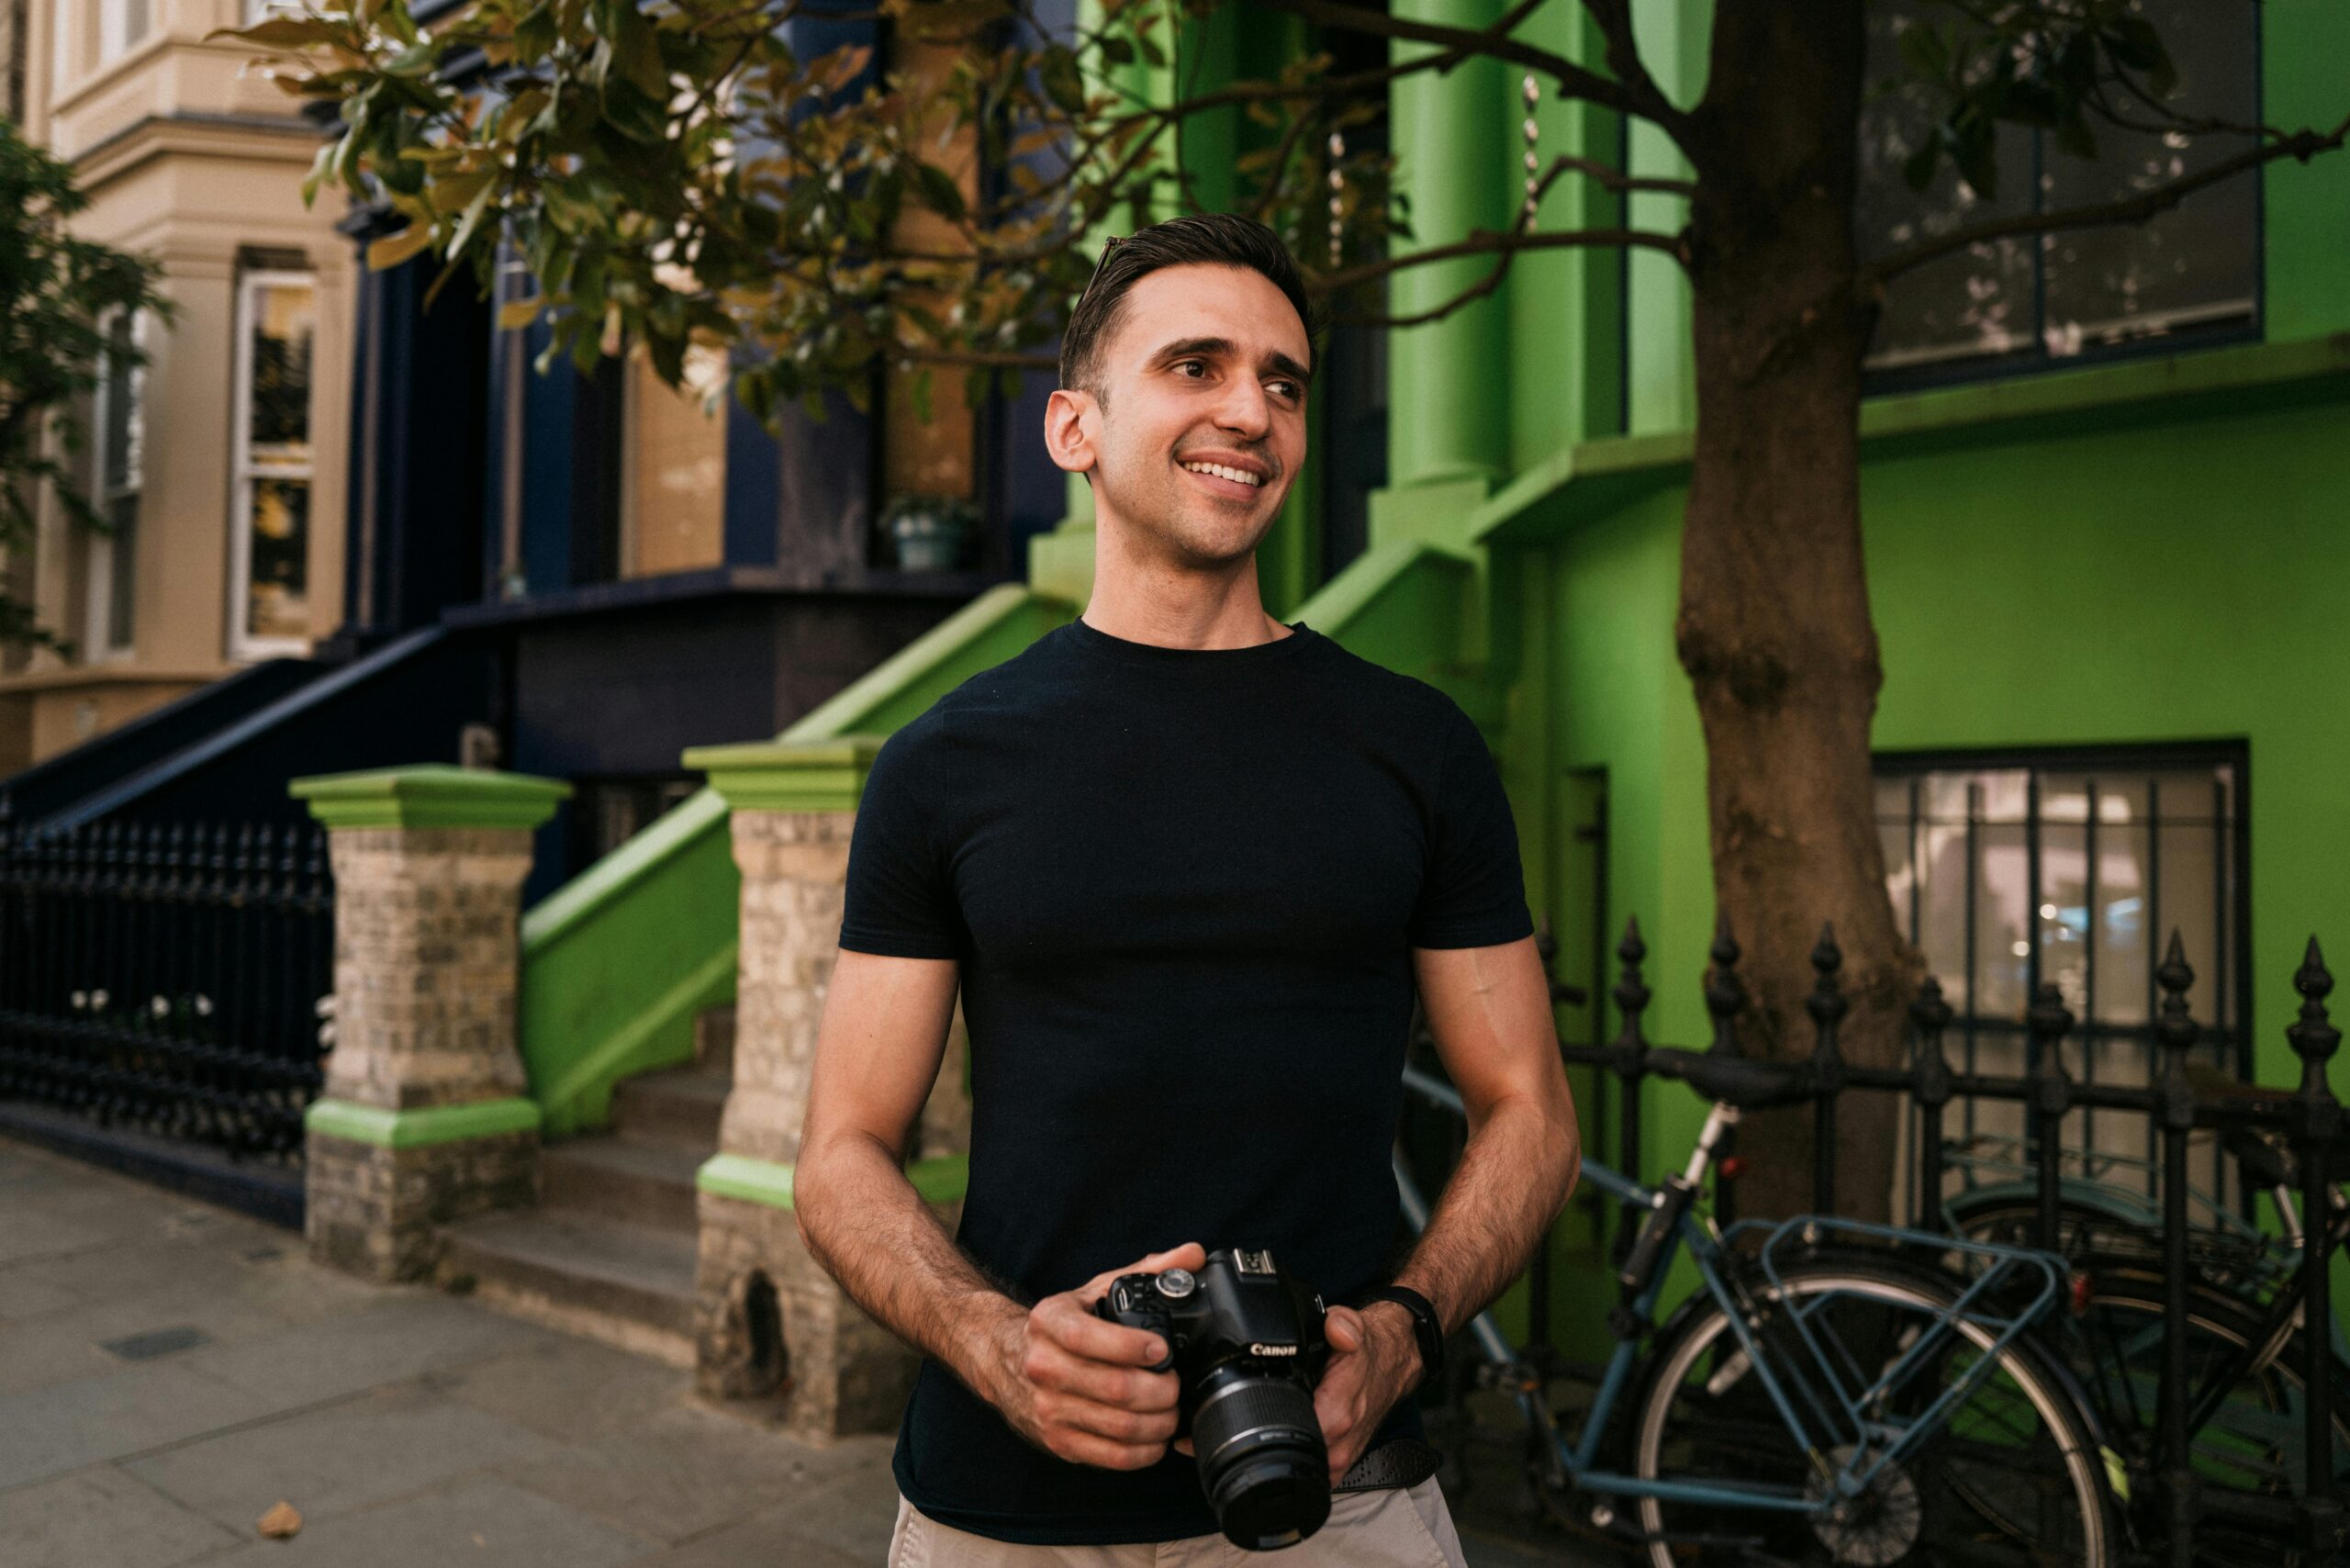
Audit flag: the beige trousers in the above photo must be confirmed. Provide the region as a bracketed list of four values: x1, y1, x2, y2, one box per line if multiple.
[885, 1483, 1469, 1567]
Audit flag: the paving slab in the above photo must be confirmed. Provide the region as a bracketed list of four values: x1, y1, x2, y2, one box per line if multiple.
[0, 1265, 82, 1320]
[620, 1504, 870, 1568]
[126, 1383, 561, 1533]
[0, 1277, 297, 1398]
[176, 1291, 555, 1411]
[492, 1403, 892, 1546]
[0, 1361, 285, 1491]
[0, 1206, 115, 1266]
[0, 1465, 240, 1568]
[190, 1476, 653, 1568]
[430, 1330, 697, 1440]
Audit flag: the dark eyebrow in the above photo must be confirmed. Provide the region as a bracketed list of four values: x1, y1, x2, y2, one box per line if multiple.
[1147, 336, 1314, 388]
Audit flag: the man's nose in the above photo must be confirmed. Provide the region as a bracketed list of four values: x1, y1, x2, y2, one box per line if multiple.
[1212, 375, 1271, 440]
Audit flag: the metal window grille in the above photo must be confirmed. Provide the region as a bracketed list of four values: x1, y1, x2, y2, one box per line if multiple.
[1875, 745, 2250, 1215]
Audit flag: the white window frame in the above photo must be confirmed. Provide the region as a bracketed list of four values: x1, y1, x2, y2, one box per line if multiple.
[98, 0, 152, 66]
[228, 269, 318, 661]
[84, 306, 145, 662]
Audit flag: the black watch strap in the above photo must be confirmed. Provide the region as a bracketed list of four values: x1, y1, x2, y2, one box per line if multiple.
[1350, 1284, 1444, 1386]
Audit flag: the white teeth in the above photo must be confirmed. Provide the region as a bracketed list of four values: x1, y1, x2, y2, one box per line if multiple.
[1181, 461, 1261, 487]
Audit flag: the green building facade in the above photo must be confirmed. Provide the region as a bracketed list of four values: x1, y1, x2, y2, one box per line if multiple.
[511, 0, 2350, 1345]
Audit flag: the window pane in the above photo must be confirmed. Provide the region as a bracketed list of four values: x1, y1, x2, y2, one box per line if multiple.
[102, 313, 141, 493]
[623, 347, 727, 578]
[2040, 2, 2259, 357]
[1858, 4, 2036, 371]
[1860, 0, 2258, 378]
[106, 497, 138, 650]
[245, 478, 310, 641]
[248, 284, 316, 455]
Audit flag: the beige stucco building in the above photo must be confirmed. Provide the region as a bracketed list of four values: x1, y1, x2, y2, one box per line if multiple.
[0, 0, 352, 772]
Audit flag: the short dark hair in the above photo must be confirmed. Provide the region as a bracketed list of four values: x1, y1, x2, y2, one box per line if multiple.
[1058, 213, 1320, 399]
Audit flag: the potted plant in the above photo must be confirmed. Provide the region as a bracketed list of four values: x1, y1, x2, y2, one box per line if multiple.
[880, 494, 979, 572]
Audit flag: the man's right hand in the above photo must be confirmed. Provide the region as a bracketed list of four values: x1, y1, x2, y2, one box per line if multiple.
[980, 1242, 1206, 1472]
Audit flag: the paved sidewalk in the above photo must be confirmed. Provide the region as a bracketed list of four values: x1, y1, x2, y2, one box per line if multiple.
[0, 1138, 1604, 1567]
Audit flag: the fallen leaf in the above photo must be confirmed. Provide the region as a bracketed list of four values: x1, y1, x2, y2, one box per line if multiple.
[257, 1500, 302, 1539]
[472, 1533, 487, 1547]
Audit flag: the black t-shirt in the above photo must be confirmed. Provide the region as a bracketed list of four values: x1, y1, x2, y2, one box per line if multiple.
[838, 615, 1533, 1545]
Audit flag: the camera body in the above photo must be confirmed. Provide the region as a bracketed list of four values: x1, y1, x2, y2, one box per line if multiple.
[1095, 1248, 1334, 1550]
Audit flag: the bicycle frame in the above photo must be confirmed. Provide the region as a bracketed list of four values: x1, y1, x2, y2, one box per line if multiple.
[1396, 1067, 2071, 1521]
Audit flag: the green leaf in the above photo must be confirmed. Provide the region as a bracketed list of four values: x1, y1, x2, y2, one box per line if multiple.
[909, 367, 934, 423]
[913, 162, 968, 222]
[2053, 112, 2098, 162]
[1900, 140, 1939, 193]
[207, 15, 340, 49]
[366, 222, 436, 270]
[1039, 44, 1084, 117]
[610, 2, 668, 100]
[1896, 19, 1947, 83]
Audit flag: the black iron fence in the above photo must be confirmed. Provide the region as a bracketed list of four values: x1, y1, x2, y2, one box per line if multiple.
[1485, 914, 2349, 1566]
[0, 821, 334, 1166]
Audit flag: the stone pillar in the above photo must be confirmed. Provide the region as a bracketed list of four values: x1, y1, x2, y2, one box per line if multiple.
[290, 765, 572, 1282]
[682, 737, 970, 1441]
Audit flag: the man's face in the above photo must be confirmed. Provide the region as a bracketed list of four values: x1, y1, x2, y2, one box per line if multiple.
[1060, 263, 1311, 568]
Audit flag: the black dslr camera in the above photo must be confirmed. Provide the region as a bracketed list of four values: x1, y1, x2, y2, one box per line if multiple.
[1093, 1248, 1333, 1550]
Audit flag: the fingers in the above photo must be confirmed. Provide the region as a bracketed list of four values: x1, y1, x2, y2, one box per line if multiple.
[1076, 1241, 1209, 1304]
[1023, 1334, 1180, 1411]
[1324, 1305, 1365, 1352]
[1035, 1293, 1169, 1368]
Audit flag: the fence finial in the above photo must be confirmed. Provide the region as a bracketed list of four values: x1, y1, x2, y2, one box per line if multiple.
[1807, 924, 1847, 1031]
[2288, 936, 2341, 1092]
[1704, 913, 1745, 1057]
[1610, 917, 1650, 1038]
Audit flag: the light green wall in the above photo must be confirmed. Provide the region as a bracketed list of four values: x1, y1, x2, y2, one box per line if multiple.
[2260, 0, 2350, 343]
[1528, 384, 2350, 1181]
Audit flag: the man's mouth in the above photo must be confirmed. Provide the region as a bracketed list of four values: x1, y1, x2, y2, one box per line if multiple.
[1179, 460, 1265, 488]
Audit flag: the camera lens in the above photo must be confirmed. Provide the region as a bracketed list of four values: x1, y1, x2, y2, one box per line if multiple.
[1189, 1370, 1331, 1550]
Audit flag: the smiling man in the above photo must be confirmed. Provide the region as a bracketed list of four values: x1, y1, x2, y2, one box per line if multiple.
[792, 214, 1580, 1565]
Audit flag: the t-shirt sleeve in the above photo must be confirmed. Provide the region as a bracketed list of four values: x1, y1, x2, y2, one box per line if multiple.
[838, 721, 964, 960]
[1409, 702, 1536, 949]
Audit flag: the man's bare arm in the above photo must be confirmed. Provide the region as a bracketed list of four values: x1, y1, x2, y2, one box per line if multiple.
[794, 949, 1190, 1471]
[1311, 933, 1578, 1475]
[1394, 934, 1581, 1334]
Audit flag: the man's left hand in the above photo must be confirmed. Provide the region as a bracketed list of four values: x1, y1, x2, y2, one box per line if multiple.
[1312, 1301, 1424, 1483]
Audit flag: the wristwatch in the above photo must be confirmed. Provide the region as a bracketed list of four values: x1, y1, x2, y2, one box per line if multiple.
[1349, 1284, 1444, 1387]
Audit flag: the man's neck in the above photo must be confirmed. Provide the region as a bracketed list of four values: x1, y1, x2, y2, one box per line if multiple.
[1081, 513, 1292, 652]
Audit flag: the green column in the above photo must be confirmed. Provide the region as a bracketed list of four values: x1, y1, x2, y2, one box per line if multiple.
[1386, 0, 1514, 499]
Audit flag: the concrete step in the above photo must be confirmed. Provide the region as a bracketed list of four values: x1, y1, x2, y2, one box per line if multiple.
[694, 1005, 735, 1077]
[609, 1066, 728, 1152]
[541, 1136, 702, 1234]
[438, 1208, 699, 1367]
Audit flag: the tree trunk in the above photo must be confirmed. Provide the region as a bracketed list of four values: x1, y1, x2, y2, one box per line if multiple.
[1675, 0, 1913, 1223]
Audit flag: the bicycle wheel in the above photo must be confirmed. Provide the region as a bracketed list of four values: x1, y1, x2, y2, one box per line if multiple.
[1629, 1255, 2114, 1568]
[2065, 1271, 2350, 1565]
[1947, 1192, 2276, 1294]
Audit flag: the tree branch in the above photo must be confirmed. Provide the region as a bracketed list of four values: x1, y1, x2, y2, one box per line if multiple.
[1863, 114, 2350, 286]
[1250, 0, 1698, 156]
[1578, 0, 1692, 152]
[1317, 221, 1686, 299]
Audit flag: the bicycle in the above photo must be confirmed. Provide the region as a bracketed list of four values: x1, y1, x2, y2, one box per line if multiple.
[1393, 1047, 2121, 1566]
[1939, 1112, 2350, 1560]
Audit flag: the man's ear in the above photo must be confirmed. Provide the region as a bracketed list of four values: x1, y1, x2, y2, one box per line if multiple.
[1044, 387, 1097, 476]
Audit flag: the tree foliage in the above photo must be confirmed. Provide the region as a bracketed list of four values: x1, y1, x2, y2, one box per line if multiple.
[0, 118, 173, 653]
[218, 0, 2344, 431]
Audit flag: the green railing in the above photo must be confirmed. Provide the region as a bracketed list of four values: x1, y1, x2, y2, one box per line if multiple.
[514, 585, 1076, 1137]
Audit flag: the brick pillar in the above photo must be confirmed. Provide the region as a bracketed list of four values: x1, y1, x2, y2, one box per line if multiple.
[289, 765, 571, 1283]
[682, 738, 969, 1441]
